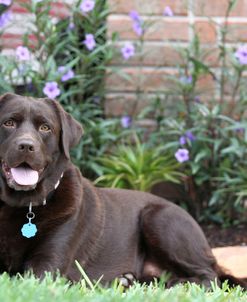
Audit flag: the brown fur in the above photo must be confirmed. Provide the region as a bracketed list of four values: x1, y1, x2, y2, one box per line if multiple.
[0, 93, 245, 289]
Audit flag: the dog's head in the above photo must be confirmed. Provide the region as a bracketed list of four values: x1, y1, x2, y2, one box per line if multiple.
[0, 93, 83, 205]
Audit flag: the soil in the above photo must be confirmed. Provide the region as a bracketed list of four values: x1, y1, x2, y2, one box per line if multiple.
[201, 224, 247, 248]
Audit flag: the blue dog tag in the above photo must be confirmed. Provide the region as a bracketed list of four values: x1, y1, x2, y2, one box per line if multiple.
[21, 222, 37, 238]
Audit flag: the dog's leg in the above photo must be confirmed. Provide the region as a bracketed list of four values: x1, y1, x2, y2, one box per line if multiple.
[140, 204, 219, 287]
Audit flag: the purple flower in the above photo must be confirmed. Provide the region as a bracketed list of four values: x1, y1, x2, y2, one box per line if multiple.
[164, 6, 174, 17]
[16, 46, 30, 61]
[43, 82, 61, 99]
[129, 10, 141, 22]
[186, 131, 195, 142]
[0, 0, 12, 5]
[235, 127, 244, 133]
[93, 96, 101, 104]
[121, 42, 135, 60]
[68, 21, 75, 30]
[194, 96, 201, 103]
[179, 131, 196, 145]
[83, 34, 96, 50]
[80, 0, 95, 13]
[121, 116, 132, 128]
[58, 66, 75, 82]
[0, 10, 12, 28]
[235, 123, 245, 133]
[129, 10, 144, 36]
[175, 148, 189, 163]
[235, 45, 247, 65]
[133, 22, 143, 36]
[27, 83, 34, 93]
[179, 136, 187, 145]
[180, 75, 193, 84]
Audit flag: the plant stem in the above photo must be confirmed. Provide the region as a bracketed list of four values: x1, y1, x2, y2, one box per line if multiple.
[229, 68, 242, 117]
[131, 35, 145, 117]
[219, 1, 234, 106]
[183, 93, 193, 128]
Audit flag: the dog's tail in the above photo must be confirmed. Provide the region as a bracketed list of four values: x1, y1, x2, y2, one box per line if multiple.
[216, 265, 247, 290]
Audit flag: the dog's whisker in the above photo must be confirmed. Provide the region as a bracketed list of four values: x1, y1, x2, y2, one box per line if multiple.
[54, 180, 60, 190]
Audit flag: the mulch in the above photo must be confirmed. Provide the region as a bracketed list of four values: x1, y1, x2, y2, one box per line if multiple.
[201, 224, 247, 248]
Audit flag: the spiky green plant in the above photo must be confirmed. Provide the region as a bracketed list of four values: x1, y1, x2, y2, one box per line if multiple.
[95, 138, 183, 192]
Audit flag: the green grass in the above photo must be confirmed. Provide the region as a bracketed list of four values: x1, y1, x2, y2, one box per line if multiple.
[0, 273, 246, 302]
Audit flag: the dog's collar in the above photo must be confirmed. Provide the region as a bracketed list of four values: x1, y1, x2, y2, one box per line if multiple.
[43, 172, 64, 205]
[21, 172, 64, 238]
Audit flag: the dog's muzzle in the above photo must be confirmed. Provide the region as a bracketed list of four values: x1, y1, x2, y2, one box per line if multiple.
[2, 161, 43, 191]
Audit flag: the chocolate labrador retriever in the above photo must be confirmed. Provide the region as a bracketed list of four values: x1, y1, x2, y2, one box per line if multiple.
[0, 93, 245, 288]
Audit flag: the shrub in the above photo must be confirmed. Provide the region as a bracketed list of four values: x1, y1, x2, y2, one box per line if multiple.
[114, 0, 247, 224]
[140, 2, 247, 224]
[95, 135, 183, 192]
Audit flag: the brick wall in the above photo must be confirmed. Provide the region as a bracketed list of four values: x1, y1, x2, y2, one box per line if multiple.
[1, 1, 69, 50]
[105, 0, 247, 116]
[1, 1, 247, 116]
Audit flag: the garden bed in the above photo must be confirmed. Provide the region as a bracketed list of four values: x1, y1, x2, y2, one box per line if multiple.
[202, 224, 247, 248]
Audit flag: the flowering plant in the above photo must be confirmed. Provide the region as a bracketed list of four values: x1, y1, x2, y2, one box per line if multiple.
[0, 0, 11, 36]
[118, 9, 157, 118]
[0, 0, 118, 178]
[147, 24, 247, 224]
[115, 1, 247, 224]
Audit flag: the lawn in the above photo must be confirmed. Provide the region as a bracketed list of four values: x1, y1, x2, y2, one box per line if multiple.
[0, 273, 246, 302]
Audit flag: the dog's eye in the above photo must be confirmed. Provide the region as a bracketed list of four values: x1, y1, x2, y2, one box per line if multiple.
[39, 124, 51, 132]
[3, 119, 16, 128]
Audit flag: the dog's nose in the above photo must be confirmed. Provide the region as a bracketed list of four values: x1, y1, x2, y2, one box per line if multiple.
[17, 140, 35, 153]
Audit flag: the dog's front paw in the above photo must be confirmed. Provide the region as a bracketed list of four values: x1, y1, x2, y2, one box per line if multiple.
[118, 273, 136, 288]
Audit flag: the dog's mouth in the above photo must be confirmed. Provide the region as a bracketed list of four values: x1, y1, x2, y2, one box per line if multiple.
[2, 161, 43, 191]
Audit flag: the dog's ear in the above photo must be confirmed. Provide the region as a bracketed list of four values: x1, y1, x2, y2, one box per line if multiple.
[0, 93, 17, 103]
[46, 99, 83, 159]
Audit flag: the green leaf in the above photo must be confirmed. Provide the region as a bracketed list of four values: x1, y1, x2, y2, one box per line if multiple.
[194, 149, 210, 163]
[191, 162, 200, 175]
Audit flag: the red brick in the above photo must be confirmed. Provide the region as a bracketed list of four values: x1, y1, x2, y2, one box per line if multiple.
[197, 74, 216, 95]
[107, 16, 189, 42]
[226, 21, 247, 42]
[201, 47, 220, 67]
[194, 21, 217, 43]
[194, 0, 247, 17]
[106, 68, 215, 98]
[111, 43, 183, 67]
[112, 43, 220, 68]
[1, 33, 38, 49]
[1, 33, 23, 49]
[108, 0, 187, 16]
[104, 93, 151, 116]
[11, 1, 29, 13]
[50, 2, 70, 18]
[11, 1, 69, 18]
[106, 67, 177, 93]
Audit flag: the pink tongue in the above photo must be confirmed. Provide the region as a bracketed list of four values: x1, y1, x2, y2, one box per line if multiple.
[10, 167, 39, 186]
